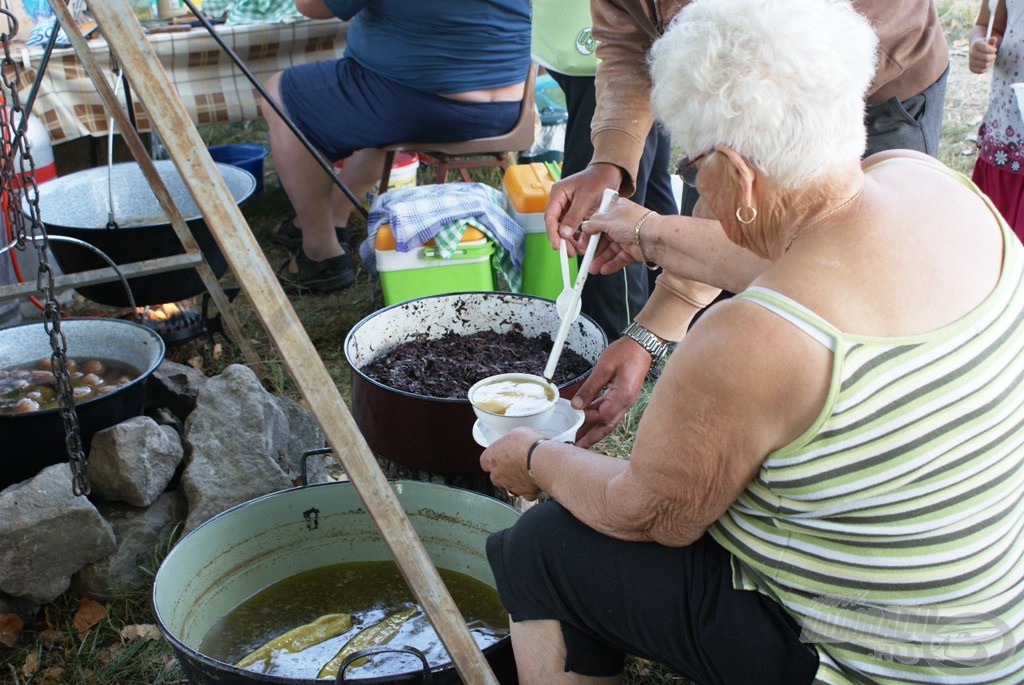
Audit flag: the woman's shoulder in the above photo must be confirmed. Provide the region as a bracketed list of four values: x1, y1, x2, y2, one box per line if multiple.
[861, 148, 943, 172]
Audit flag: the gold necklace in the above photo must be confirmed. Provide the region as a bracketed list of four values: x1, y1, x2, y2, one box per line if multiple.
[784, 186, 864, 253]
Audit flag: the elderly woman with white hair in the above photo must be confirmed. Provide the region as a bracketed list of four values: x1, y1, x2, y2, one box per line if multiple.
[479, 0, 1024, 682]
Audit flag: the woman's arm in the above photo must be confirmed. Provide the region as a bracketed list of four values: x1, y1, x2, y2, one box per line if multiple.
[586, 195, 768, 298]
[481, 297, 832, 545]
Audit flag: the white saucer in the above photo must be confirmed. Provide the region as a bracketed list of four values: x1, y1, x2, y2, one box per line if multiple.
[472, 398, 585, 448]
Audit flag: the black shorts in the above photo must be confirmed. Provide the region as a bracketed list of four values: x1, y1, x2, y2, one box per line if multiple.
[278, 58, 521, 161]
[486, 501, 818, 683]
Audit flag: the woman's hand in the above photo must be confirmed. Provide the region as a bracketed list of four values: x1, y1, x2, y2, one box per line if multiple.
[969, 35, 999, 74]
[544, 163, 624, 255]
[570, 336, 653, 448]
[584, 195, 655, 275]
[479, 427, 546, 500]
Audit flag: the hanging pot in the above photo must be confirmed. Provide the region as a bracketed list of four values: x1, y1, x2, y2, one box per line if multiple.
[0, 317, 165, 491]
[30, 160, 256, 306]
[152, 479, 519, 684]
[343, 292, 606, 476]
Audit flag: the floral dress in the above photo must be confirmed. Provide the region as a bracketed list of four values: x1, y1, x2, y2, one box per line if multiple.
[972, 0, 1024, 239]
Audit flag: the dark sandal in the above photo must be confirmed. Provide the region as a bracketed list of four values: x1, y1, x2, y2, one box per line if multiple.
[278, 248, 355, 294]
[271, 217, 351, 251]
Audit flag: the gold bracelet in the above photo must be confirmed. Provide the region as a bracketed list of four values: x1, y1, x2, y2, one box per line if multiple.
[632, 210, 660, 271]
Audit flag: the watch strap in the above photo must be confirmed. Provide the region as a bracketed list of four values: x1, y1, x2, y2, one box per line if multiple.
[621, 322, 669, 364]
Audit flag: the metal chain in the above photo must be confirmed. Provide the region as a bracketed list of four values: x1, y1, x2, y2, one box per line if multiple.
[0, 9, 89, 495]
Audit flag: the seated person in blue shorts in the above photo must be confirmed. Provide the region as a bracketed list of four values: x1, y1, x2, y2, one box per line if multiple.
[261, 0, 531, 293]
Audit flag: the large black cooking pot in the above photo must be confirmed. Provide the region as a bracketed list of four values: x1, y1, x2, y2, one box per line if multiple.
[31, 160, 256, 307]
[152, 480, 519, 684]
[0, 317, 165, 490]
[343, 292, 607, 476]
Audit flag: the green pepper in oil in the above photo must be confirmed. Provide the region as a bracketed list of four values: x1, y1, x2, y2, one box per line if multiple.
[235, 612, 353, 671]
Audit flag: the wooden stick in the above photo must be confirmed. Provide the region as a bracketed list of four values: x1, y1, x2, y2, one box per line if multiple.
[75, 2, 499, 682]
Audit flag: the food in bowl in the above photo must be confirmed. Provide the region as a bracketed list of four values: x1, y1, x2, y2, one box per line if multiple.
[200, 560, 508, 680]
[0, 356, 140, 414]
[359, 329, 591, 400]
[470, 375, 556, 416]
[468, 373, 559, 435]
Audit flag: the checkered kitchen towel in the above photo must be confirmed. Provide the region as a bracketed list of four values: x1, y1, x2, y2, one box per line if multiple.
[360, 182, 525, 292]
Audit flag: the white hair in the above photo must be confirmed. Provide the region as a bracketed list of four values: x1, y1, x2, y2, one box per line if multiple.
[649, 0, 878, 189]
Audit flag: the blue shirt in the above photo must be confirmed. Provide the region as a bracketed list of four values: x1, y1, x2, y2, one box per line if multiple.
[322, 0, 532, 94]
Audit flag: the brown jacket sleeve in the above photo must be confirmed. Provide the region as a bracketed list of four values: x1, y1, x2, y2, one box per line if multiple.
[589, 0, 682, 197]
[855, 0, 948, 105]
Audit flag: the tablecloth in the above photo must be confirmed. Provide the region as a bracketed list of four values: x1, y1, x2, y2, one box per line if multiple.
[7, 18, 347, 145]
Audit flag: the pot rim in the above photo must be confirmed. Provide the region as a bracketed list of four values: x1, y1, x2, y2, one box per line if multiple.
[344, 291, 602, 403]
[32, 159, 257, 228]
[0, 317, 165, 421]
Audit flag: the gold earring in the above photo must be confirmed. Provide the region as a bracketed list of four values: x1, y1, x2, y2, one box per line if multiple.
[735, 205, 757, 224]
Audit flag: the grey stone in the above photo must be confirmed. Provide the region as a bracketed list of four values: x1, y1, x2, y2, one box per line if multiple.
[87, 417, 184, 507]
[0, 464, 116, 604]
[271, 394, 329, 484]
[180, 364, 293, 533]
[147, 359, 208, 421]
[74, 491, 186, 598]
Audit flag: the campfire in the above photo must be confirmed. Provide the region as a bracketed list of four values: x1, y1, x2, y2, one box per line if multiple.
[135, 299, 204, 345]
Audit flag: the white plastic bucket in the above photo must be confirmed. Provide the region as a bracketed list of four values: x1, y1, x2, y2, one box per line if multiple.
[367, 152, 418, 206]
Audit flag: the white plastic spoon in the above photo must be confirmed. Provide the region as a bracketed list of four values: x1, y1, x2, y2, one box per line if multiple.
[986, 0, 997, 40]
[554, 239, 582, 321]
[543, 188, 618, 382]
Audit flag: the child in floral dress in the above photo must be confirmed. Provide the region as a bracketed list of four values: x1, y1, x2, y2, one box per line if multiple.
[970, 0, 1024, 241]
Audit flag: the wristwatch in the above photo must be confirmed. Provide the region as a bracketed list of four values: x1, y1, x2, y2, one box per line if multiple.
[621, 322, 669, 365]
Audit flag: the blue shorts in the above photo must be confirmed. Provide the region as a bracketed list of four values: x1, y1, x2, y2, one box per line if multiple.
[278, 58, 521, 161]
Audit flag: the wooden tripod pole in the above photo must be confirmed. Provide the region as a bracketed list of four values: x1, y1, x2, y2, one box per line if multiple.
[68, 3, 500, 682]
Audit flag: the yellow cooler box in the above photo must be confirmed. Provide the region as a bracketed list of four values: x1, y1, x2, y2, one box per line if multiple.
[374, 224, 495, 305]
[502, 163, 577, 300]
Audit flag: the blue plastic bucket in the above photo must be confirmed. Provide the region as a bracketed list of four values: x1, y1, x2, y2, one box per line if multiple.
[207, 143, 268, 195]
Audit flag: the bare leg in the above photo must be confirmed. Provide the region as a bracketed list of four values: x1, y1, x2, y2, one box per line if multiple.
[331, 148, 388, 227]
[511, 619, 622, 685]
[261, 72, 343, 263]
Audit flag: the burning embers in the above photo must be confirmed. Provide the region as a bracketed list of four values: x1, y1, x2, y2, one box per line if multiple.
[121, 286, 239, 348]
[135, 299, 204, 345]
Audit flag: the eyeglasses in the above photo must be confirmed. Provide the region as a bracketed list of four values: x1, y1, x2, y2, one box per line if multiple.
[675, 150, 711, 188]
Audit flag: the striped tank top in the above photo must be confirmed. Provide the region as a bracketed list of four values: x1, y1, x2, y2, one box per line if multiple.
[708, 170, 1024, 683]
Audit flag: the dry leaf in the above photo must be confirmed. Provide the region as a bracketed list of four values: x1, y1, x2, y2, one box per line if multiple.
[188, 355, 203, 369]
[120, 624, 162, 641]
[212, 342, 223, 359]
[0, 613, 23, 647]
[38, 629, 64, 647]
[72, 598, 106, 633]
[99, 643, 123, 666]
[21, 651, 38, 678]
[40, 665, 65, 681]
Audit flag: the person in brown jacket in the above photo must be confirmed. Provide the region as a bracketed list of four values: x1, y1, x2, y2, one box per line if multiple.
[549, 0, 950, 448]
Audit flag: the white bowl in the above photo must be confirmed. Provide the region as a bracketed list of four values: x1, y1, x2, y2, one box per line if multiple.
[473, 398, 585, 447]
[468, 372, 559, 436]
[1014, 83, 1024, 119]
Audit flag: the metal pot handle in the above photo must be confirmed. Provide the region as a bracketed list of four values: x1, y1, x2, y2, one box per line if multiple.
[335, 645, 433, 684]
[300, 446, 334, 486]
[28, 235, 139, 315]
